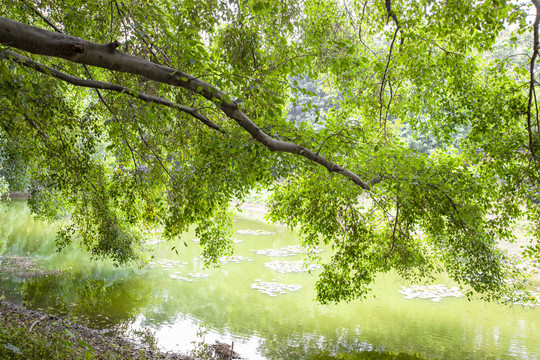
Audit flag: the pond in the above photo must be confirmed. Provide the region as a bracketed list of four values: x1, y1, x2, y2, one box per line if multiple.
[1, 202, 540, 359]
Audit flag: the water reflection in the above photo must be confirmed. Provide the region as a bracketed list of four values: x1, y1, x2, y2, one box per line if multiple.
[21, 269, 155, 329]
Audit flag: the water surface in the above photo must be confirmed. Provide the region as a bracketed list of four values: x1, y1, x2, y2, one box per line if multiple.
[0, 202, 539, 359]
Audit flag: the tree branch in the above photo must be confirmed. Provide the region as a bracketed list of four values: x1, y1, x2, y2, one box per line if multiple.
[528, 0, 540, 158]
[385, 198, 401, 261]
[137, 129, 178, 185]
[3, 50, 224, 133]
[425, 183, 466, 230]
[385, 0, 404, 47]
[378, 26, 399, 126]
[22, 0, 63, 33]
[0, 16, 372, 190]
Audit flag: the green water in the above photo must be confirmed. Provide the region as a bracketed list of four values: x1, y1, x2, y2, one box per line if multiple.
[1, 202, 539, 359]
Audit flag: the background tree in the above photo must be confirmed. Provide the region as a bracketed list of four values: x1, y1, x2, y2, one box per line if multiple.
[0, 0, 538, 303]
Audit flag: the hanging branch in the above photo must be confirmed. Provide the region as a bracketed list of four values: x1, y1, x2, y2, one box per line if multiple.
[3, 51, 224, 133]
[378, 26, 399, 127]
[377, 0, 406, 128]
[137, 128, 178, 185]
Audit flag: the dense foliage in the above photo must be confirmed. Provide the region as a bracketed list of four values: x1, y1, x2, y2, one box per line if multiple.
[0, 0, 539, 303]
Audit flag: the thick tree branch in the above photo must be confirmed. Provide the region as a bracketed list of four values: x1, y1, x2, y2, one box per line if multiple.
[3, 50, 224, 133]
[0, 16, 371, 190]
[19, 3, 186, 174]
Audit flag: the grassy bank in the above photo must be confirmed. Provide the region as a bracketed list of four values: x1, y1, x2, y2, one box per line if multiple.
[0, 320, 119, 360]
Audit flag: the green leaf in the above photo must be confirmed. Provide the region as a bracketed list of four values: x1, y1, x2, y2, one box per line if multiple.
[252, 1, 265, 12]
[4, 344, 22, 354]
[373, 62, 385, 72]
[77, 338, 91, 348]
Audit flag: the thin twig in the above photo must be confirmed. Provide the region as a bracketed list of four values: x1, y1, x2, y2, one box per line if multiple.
[385, 198, 401, 261]
[22, 0, 62, 33]
[137, 128, 178, 185]
[316, 128, 346, 155]
[378, 26, 400, 127]
[425, 183, 466, 230]
[29, 315, 47, 332]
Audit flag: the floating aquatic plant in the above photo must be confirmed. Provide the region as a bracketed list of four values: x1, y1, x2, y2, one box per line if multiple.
[169, 274, 193, 281]
[252, 245, 323, 257]
[250, 280, 302, 296]
[504, 290, 540, 307]
[236, 229, 275, 236]
[188, 272, 209, 278]
[194, 237, 242, 244]
[264, 260, 322, 273]
[148, 259, 186, 269]
[398, 285, 464, 302]
[218, 255, 253, 264]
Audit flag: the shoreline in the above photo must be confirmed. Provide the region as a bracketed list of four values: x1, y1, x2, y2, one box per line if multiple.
[0, 300, 192, 359]
[0, 300, 241, 359]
